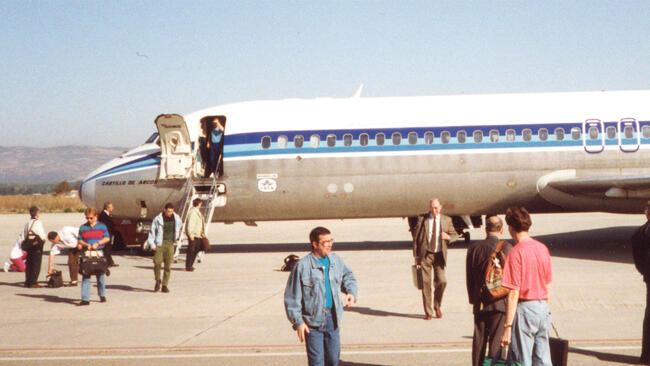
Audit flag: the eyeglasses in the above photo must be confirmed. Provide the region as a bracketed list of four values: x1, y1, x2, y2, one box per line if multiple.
[319, 239, 334, 245]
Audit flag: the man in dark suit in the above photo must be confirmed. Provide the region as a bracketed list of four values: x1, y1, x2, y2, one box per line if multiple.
[632, 203, 650, 365]
[466, 215, 512, 366]
[98, 202, 118, 267]
[412, 198, 459, 319]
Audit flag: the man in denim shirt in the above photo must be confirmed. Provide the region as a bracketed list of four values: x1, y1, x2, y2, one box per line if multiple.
[284, 227, 358, 366]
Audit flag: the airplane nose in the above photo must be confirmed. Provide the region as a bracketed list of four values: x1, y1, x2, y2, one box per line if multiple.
[79, 178, 96, 209]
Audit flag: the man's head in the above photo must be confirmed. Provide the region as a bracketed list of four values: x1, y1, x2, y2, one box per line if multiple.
[429, 198, 442, 216]
[103, 202, 113, 213]
[485, 215, 503, 235]
[29, 206, 39, 219]
[192, 198, 203, 207]
[505, 206, 532, 234]
[84, 207, 99, 226]
[47, 231, 60, 243]
[309, 226, 332, 258]
[163, 202, 174, 218]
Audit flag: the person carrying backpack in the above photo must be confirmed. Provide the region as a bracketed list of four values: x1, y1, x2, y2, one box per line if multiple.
[632, 203, 650, 365]
[466, 215, 513, 366]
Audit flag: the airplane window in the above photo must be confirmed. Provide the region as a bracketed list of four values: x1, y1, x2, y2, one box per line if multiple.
[145, 133, 159, 144]
[261, 136, 271, 149]
[473, 130, 483, 143]
[359, 133, 369, 146]
[571, 127, 581, 140]
[506, 129, 516, 142]
[392, 132, 402, 145]
[522, 129, 532, 142]
[538, 128, 548, 141]
[441, 131, 451, 144]
[457, 131, 466, 144]
[624, 126, 635, 139]
[424, 131, 434, 144]
[327, 134, 337, 147]
[408, 132, 418, 145]
[554, 128, 565, 141]
[606, 126, 617, 140]
[310, 134, 320, 148]
[343, 134, 353, 147]
[643, 126, 650, 138]
[588, 126, 599, 140]
[489, 130, 499, 143]
[278, 135, 288, 148]
[294, 135, 304, 148]
[375, 133, 385, 146]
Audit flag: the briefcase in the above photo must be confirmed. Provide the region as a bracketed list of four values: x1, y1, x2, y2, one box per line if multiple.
[80, 253, 108, 276]
[549, 323, 568, 366]
[411, 265, 423, 290]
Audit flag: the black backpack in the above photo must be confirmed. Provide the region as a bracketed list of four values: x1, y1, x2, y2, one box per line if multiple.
[281, 254, 300, 272]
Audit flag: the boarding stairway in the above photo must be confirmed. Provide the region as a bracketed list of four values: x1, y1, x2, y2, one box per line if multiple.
[173, 174, 224, 263]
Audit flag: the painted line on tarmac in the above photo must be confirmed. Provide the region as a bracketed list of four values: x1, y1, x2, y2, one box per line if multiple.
[0, 345, 640, 361]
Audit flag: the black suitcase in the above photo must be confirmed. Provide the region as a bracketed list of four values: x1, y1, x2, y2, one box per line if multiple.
[549, 324, 569, 366]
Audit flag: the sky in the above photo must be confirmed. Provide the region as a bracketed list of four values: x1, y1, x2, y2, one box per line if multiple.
[2, 1, 650, 148]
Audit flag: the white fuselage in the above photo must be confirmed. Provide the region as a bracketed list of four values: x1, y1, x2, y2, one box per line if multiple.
[80, 89, 650, 224]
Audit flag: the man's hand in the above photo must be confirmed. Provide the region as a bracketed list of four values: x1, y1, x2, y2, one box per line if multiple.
[441, 232, 450, 240]
[501, 327, 512, 347]
[296, 323, 310, 342]
[344, 294, 356, 307]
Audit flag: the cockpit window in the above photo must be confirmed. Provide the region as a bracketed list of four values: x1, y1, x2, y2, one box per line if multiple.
[145, 133, 159, 144]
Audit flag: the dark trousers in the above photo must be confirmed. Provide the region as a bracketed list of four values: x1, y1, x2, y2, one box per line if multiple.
[421, 251, 446, 316]
[68, 248, 80, 282]
[25, 249, 43, 287]
[185, 237, 200, 270]
[472, 310, 507, 366]
[642, 282, 650, 362]
[104, 235, 114, 266]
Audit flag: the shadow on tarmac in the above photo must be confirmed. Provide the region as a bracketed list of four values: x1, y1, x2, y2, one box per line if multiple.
[16, 293, 78, 305]
[198, 225, 637, 264]
[570, 347, 640, 364]
[345, 306, 423, 319]
[340, 361, 389, 366]
[105, 284, 152, 292]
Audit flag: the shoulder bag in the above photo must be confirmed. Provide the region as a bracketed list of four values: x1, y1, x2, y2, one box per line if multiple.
[21, 220, 44, 252]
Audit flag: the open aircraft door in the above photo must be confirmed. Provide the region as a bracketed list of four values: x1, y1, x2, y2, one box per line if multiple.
[155, 114, 194, 180]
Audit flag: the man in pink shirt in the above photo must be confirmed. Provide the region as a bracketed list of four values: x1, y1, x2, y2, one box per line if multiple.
[500, 206, 552, 366]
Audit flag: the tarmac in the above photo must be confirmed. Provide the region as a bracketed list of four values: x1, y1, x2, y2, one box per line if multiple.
[0, 212, 646, 365]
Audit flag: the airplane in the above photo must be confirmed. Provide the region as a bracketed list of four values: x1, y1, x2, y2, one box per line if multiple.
[79, 88, 650, 247]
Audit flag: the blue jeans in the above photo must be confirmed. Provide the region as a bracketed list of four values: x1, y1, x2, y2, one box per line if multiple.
[81, 273, 106, 301]
[510, 300, 552, 366]
[305, 309, 340, 366]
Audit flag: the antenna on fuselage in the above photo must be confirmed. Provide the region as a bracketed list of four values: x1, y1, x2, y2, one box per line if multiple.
[351, 84, 364, 98]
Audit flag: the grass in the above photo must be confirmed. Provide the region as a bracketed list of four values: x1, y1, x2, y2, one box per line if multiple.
[0, 194, 86, 214]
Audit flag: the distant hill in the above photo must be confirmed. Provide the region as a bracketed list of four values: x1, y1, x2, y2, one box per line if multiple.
[0, 146, 128, 183]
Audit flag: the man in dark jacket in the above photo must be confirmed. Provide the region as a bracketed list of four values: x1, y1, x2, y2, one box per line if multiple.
[98, 202, 117, 267]
[466, 215, 512, 366]
[632, 203, 650, 365]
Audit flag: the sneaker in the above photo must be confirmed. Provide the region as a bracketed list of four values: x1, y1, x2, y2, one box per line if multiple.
[3, 262, 9, 272]
[100, 296, 106, 303]
[154, 280, 161, 292]
[161, 286, 169, 293]
[78, 301, 90, 306]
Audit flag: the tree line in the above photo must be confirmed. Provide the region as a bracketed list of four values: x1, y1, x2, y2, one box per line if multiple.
[0, 181, 81, 196]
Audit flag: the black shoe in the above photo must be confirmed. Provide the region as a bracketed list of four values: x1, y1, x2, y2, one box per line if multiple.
[186, 267, 194, 272]
[100, 296, 106, 303]
[161, 286, 169, 293]
[154, 280, 161, 292]
[78, 301, 90, 306]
